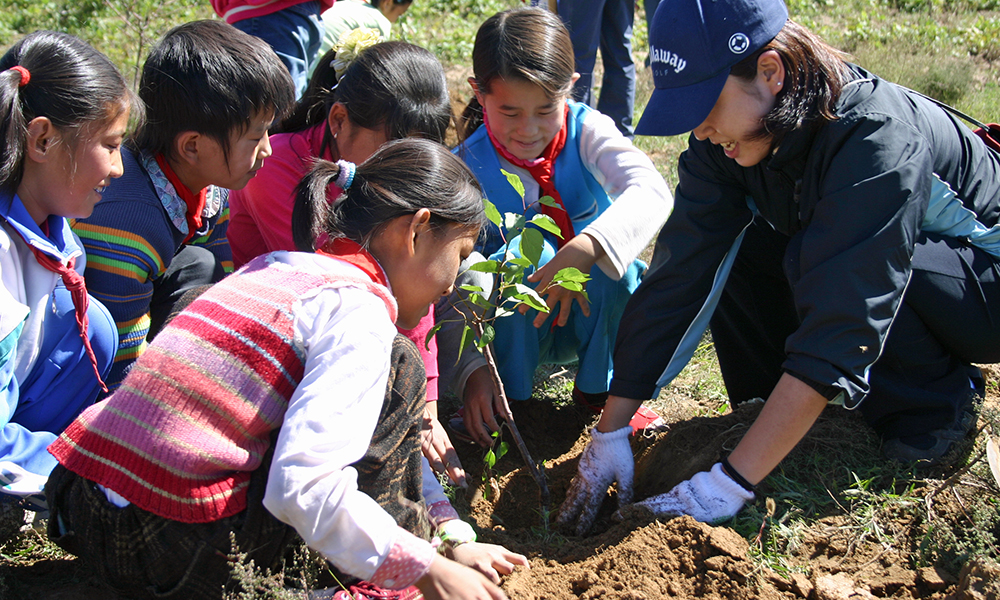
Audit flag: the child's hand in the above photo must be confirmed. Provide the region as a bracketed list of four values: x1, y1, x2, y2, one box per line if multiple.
[448, 542, 530, 584]
[523, 233, 602, 328]
[415, 555, 508, 600]
[462, 366, 503, 447]
[422, 401, 467, 487]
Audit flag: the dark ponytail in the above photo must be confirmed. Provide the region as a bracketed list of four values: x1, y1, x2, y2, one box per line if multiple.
[278, 42, 452, 149]
[0, 30, 139, 195]
[293, 138, 487, 252]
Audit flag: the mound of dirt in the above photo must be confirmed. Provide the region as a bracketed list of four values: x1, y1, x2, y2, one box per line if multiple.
[451, 391, 998, 600]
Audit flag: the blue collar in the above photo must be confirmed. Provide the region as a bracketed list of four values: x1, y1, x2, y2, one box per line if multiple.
[0, 190, 83, 264]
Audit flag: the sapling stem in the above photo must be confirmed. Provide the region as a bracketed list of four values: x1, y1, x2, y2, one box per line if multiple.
[476, 321, 551, 513]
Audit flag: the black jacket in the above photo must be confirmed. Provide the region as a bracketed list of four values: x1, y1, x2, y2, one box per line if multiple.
[611, 64, 1000, 406]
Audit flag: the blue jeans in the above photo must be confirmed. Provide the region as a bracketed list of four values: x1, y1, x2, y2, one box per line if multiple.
[489, 236, 644, 400]
[557, 0, 636, 138]
[710, 219, 1000, 440]
[232, 1, 323, 98]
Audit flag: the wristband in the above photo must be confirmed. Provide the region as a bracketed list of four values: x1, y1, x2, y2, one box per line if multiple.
[436, 519, 477, 551]
[720, 456, 756, 493]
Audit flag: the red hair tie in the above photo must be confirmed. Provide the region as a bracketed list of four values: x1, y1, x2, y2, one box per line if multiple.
[10, 65, 29, 87]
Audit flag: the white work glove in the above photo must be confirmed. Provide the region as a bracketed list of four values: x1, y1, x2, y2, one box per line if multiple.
[616, 462, 754, 524]
[556, 425, 633, 536]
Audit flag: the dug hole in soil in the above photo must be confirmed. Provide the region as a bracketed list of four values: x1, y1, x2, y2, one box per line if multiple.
[3, 370, 1000, 599]
[449, 373, 1000, 600]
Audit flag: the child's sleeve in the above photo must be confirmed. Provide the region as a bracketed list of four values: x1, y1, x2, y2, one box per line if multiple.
[396, 307, 439, 402]
[577, 110, 675, 279]
[72, 197, 176, 392]
[0, 290, 57, 480]
[263, 284, 435, 587]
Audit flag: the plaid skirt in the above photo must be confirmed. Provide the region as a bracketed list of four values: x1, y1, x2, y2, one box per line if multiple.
[46, 334, 430, 600]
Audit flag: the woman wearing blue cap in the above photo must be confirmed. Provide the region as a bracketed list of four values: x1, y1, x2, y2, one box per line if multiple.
[558, 0, 1000, 534]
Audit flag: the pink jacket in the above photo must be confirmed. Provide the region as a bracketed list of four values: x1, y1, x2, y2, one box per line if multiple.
[211, 0, 334, 24]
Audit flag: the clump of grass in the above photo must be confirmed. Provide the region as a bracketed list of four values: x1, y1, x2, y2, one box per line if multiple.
[225, 534, 327, 600]
[850, 41, 975, 105]
[966, 15, 1000, 61]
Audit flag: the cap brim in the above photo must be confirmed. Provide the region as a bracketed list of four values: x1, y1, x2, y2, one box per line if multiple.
[635, 69, 730, 137]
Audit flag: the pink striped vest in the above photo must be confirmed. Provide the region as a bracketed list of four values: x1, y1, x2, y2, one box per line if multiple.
[49, 252, 396, 523]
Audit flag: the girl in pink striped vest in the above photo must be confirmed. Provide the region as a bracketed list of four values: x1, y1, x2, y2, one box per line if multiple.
[47, 138, 526, 600]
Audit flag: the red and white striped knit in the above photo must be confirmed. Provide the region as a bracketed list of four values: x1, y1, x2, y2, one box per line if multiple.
[50, 252, 396, 523]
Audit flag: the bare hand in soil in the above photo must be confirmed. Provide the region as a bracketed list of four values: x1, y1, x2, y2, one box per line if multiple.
[449, 541, 530, 583]
[423, 402, 467, 486]
[463, 366, 504, 446]
[556, 425, 634, 536]
[415, 555, 509, 600]
[615, 462, 755, 524]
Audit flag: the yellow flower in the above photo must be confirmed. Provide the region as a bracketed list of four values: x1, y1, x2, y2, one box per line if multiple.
[332, 27, 384, 80]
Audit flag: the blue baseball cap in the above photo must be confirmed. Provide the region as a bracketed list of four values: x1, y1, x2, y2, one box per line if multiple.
[635, 0, 789, 137]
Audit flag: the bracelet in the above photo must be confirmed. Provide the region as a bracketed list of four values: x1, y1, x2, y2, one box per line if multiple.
[720, 455, 756, 493]
[436, 519, 477, 552]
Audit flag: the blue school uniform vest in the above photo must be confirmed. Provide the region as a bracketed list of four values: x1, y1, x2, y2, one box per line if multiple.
[456, 102, 611, 254]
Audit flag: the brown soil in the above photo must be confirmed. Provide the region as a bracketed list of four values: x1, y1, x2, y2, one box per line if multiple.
[441, 369, 1000, 600]
[3, 371, 1000, 599]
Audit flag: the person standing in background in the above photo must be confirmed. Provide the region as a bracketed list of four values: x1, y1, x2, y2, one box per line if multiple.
[557, 0, 636, 138]
[211, 0, 334, 97]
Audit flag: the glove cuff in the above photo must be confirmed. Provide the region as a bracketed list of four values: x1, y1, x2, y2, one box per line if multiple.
[590, 425, 632, 447]
[710, 462, 756, 503]
[720, 455, 756, 493]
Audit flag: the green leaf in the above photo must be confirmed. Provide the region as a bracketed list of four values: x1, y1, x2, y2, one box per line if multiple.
[529, 214, 564, 239]
[484, 199, 502, 227]
[557, 281, 584, 292]
[467, 260, 500, 273]
[501, 169, 525, 199]
[476, 323, 495, 348]
[424, 323, 443, 350]
[470, 293, 493, 309]
[513, 283, 549, 312]
[551, 266, 590, 283]
[458, 284, 484, 293]
[458, 325, 475, 358]
[485, 449, 496, 469]
[494, 306, 516, 318]
[519, 227, 544, 268]
[537, 195, 559, 208]
[507, 257, 533, 267]
[504, 213, 525, 234]
[497, 441, 509, 460]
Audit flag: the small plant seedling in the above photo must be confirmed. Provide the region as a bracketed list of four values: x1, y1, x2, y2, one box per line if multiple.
[482, 429, 510, 501]
[430, 169, 590, 517]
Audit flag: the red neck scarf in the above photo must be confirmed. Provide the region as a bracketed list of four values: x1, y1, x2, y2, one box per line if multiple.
[155, 154, 207, 243]
[25, 221, 107, 392]
[483, 105, 575, 248]
[316, 237, 389, 288]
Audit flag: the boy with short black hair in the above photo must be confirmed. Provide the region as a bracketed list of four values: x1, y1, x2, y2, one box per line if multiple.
[73, 19, 295, 392]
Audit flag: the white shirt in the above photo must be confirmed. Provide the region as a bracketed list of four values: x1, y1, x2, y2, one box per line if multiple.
[496, 108, 674, 279]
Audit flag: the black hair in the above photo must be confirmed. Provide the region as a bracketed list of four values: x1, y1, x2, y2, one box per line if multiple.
[292, 137, 486, 251]
[0, 30, 139, 195]
[730, 20, 849, 147]
[460, 7, 575, 140]
[130, 20, 295, 161]
[278, 41, 451, 154]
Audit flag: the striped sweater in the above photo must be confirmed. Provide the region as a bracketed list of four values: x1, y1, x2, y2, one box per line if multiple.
[49, 253, 395, 523]
[71, 146, 233, 393]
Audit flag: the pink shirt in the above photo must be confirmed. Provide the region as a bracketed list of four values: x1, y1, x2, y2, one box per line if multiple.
[228, 123, 439, 401]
